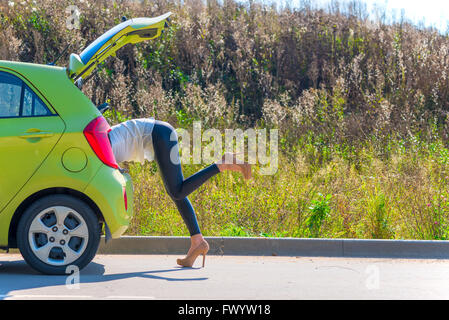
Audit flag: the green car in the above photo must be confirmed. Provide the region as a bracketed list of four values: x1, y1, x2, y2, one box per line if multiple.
[0, 12, 171, 274]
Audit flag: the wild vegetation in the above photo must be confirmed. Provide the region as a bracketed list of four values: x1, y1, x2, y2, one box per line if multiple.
[1, 0, 449, 239]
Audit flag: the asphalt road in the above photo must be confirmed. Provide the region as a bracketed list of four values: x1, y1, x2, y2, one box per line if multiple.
[1, 253, 449, 299]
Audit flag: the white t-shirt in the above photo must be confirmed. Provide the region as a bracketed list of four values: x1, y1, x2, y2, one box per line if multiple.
[108, 118, 155, 163]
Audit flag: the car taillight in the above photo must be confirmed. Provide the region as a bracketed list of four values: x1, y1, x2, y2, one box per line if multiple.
[83, 116, 118, 169]
[123, 187, 128, 211]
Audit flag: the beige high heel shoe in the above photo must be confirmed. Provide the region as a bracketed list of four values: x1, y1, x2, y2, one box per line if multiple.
[176, 240, 209, 268]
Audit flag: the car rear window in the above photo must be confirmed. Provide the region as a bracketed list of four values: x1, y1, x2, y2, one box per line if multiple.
[0, 71, 52, 118]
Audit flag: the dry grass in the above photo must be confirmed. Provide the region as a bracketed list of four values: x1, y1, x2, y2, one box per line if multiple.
[122, 137, 449, 240]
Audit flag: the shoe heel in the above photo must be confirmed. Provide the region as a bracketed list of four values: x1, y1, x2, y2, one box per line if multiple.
[202, 253, 206, 267]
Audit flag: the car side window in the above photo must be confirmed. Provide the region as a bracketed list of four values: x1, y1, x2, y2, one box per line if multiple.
[0, 71, 52, 118]
[22, 85, 52, 116]
[0, 72, 22, 117]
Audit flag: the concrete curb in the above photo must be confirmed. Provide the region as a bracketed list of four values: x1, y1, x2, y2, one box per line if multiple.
[97, 236, 449, 259]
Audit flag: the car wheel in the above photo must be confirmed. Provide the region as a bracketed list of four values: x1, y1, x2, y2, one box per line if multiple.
[17, 194, 101, 275]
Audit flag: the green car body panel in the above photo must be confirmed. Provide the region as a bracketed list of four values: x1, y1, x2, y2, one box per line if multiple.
[0, 60, 134, 247]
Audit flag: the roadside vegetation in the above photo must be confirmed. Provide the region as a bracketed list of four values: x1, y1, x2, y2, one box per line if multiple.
[1, 0, 449, 239]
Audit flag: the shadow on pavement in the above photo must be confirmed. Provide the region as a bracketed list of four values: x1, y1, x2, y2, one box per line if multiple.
[0, 258, 208, 299]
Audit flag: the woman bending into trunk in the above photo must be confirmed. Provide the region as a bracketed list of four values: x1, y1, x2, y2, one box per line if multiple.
[108, 118, 251, 268]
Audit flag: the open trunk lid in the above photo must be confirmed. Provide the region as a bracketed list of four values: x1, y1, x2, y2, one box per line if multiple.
[68, 12, 172, 82]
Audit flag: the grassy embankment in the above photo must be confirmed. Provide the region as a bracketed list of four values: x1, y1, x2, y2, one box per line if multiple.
[1, 0, 449, 239]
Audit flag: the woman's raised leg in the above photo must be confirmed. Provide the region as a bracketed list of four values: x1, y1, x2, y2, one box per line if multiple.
[151, 120, 251, 266]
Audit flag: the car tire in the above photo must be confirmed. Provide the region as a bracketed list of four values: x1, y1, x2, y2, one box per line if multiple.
[17, 194, 101, 275]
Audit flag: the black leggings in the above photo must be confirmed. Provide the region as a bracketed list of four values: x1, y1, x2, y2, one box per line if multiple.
[151, 120, 220, 236]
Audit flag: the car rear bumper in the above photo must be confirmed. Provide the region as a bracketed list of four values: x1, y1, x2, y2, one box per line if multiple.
[84, 165, 133, 238]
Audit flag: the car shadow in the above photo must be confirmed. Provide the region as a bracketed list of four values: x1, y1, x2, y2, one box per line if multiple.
[0, 259, 208, 299]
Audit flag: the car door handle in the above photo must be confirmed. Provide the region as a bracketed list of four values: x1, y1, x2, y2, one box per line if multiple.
[19, 130, 54, 139]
